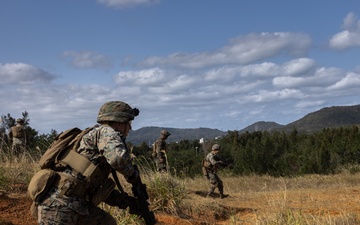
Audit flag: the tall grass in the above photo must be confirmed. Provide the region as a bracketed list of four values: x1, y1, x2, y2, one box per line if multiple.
[2, 148, 360, 224]
[179, 169, 360, 224]
[0, 145, 38, 192]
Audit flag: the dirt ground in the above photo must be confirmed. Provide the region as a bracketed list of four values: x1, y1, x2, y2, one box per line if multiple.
[1, 185, 360, 225]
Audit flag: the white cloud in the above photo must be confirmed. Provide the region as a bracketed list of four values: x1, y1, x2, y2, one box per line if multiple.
[295, 100, 325, 109]
[327, 72, 360, 90]
[247, 89, 306, 103]
[282, 58, 316, 76]
[62, 51, 112, 69]
[0, 63, 56, 84]
[97, 0, 159, 8]
[238, 62, 279, 77]
[165, 75, 197, 91]
[341, 12, 360, 31]
[141, 32, 311, 69]
[329, 12, 360, 50]
[113, 67, 167, 86]
[273, 67, 343, 88]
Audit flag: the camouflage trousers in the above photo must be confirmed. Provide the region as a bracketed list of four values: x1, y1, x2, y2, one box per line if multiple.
[206, 172, 224, 195]
[11, 138, 25, 156]
[155, 154, 167, 173]
[37, 196, 116, 225]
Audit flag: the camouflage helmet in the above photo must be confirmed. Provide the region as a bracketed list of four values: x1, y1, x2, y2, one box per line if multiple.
[212, 144, 220, 151]
[16, 118, 24, 124]
[161, 129, 171, 137]
[97, 101, 139, 123]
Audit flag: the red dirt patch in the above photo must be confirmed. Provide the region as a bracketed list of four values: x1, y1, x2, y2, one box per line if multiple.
[0, 192, 36, 225]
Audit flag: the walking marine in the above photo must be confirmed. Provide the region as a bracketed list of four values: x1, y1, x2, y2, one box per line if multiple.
[28, 101, 156, 225]
[8, 118, 26, 155]
[152, 129, 171, 173]
[202, 144, 229, 199]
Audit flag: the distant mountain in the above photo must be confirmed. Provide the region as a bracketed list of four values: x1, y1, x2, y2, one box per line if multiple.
[127, 126, 226, 145]
[126, 104, 360, 145]
[282, 105, 360, 132]
[239, 121, 284, 133]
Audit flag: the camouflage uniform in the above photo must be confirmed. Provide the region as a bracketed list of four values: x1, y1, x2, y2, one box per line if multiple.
[8, 118, 26, 155]
[0, 127, 6, 150]
[205, 144, 226, 198]
[37, 101, 140, 225]
[153, 130, 170, 173]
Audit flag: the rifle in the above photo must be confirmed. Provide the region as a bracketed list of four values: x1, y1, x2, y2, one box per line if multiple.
[131, 165, 156, 225]
[111, 167, 156, 225]
[214, 155, 232, 168]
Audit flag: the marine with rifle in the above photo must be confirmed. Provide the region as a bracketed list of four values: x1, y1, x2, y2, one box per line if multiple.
[152, 129, 171, 173]
[203, 144, 229, 199]
[32, 101, 156, 225]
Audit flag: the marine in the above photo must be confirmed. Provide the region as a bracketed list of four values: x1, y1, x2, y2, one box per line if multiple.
[33, 101, 143, 225]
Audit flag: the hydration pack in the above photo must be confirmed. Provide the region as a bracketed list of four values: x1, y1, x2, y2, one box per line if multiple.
[39, 127, 93, 170]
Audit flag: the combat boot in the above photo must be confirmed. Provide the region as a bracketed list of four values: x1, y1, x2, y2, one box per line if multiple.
[220, 193, 229, 199]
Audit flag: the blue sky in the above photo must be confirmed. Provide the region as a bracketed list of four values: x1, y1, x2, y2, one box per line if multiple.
[1, 0, 360, 135]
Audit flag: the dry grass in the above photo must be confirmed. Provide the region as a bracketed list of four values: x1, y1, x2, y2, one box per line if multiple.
[180, 172, 360, 224]
[2, 149, 360, 224]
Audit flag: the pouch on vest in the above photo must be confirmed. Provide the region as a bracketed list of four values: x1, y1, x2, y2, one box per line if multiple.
[91, 177, 115, 206]
[28, 169, 58, 203]
[152, 143, 157, 158]
[202, 158, 210, 176]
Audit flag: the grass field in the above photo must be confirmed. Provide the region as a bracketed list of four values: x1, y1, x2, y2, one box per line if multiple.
[1, 151, 360, 224]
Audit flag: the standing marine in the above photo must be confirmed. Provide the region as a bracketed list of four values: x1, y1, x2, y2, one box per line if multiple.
[152, 130, 171, 173]
[33, 101, 146, 225]
[203, 144, 228, 199]
[8, 118, 26, 155]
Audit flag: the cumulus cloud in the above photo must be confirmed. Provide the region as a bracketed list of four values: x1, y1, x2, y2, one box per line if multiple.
[97, 0, 160, 8]
[62, 51, 112, 69]
[113, 67, 167, 86]
[249, 89, 306, 102]
[327, 72, 360, 90]
[140, 32, 312, 69]
[273, 67, 343, 88]
[329, 12, 360, 50]
[0, 63, 56, 84]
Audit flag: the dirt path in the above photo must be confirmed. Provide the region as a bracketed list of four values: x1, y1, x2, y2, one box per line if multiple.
[1, 187, 360, 225]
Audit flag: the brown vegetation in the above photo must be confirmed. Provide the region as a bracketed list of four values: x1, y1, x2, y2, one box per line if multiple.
[1, 167, 360, 224]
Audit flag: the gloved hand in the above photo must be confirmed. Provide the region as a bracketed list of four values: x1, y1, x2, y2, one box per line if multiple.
[126, 169, 140, 185]
[127, 196, 140, 215]
[104, 190, 130, 208]
[104, 190, 139, 212]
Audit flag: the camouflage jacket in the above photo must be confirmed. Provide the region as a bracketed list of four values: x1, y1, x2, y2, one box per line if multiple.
[154, 138, 167, 155]
[8, 124, 26, 141]
[205, 152, 222, 173]
[78, 124, 135, 179]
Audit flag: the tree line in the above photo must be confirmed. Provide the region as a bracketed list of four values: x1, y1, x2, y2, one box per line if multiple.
[1, 112, 360, 178]
[163, 126, 360, 177]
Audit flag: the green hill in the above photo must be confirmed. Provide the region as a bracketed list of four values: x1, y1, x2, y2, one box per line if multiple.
[127, 104, 360, 145]
[283, 105, 360, 132]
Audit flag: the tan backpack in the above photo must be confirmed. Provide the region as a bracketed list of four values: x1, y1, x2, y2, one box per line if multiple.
[39, 127, 93, 170]
[28, 126, 94, 217]
[12, 126, 24, 138]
